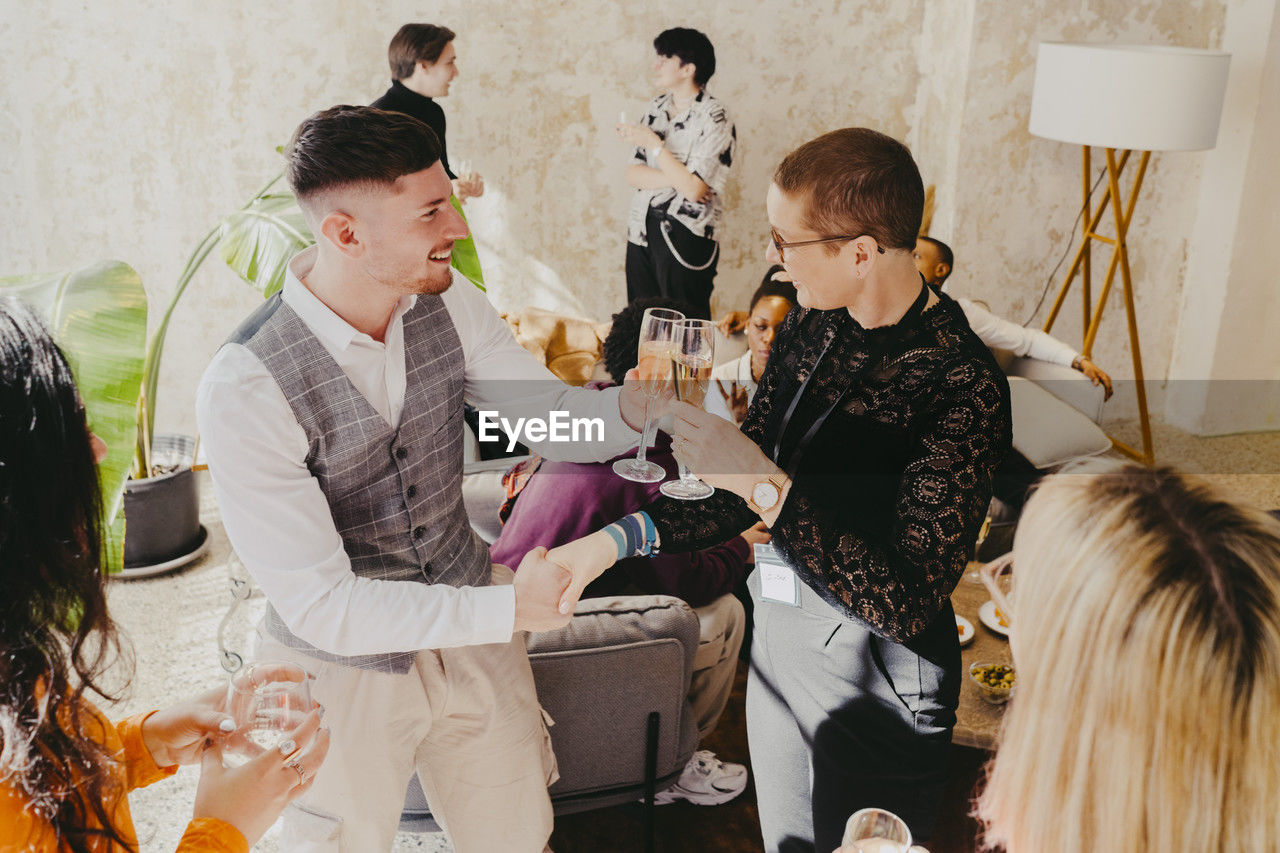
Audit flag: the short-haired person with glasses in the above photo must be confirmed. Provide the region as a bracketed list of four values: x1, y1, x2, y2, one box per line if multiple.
[616, 27, 736, 320]
[196, 106, 651, 851]
[542, 128, 1011, 850]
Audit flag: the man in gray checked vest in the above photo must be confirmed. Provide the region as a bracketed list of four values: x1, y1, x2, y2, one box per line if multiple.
[196, 106, 649, 852]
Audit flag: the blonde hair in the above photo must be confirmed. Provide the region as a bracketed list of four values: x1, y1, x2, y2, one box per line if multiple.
[976, 461, 1280, 852]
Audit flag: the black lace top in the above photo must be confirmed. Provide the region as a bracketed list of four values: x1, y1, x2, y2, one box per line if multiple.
[646, 290, 1012, 643]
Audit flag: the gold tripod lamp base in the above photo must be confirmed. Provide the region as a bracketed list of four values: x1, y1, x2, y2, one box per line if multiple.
[1041, 145, 1154, 465]
[1029, 42, 1232, 467]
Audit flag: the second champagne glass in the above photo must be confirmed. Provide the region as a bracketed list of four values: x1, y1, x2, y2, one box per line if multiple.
[661, 318, 716, 500]
[613, 307, 685, 483]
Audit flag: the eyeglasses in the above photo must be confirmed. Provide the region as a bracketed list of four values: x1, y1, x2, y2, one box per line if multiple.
[769, 228, 885, 264]
[979, 551, 1014, 628]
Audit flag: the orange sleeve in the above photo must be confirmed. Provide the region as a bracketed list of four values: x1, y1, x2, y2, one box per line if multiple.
[177, 817, 250, 853]
[115, 710, 179, 791]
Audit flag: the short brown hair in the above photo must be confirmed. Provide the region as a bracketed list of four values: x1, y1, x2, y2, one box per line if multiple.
[388, 24, 456, 80]
[284, 105, 442, 200]
[773, 128, 924, 251]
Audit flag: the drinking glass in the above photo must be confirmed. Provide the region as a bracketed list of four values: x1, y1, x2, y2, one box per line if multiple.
[614, 308, 685, 483]
[842, 807, 913, 852]
[222, 660, 313, 767]
[980, 551, 1015, 628]
[963, 514, 993, 584]
[661, 318, 716, 500]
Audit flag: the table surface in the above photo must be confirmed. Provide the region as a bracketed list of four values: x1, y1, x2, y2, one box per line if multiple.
[951, 569, 1012, 751]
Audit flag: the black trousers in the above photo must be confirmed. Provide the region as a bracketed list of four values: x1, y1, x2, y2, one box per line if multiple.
[625, 208, 718, 320]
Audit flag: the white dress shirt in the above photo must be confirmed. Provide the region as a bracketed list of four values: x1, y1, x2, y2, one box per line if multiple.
[196, 247, 638, 657]
[954, 297, 1078, 367]
[706, 351, 756, 424]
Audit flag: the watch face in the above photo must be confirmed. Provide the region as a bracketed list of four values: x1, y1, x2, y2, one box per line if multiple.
[753, 482, 779, 509]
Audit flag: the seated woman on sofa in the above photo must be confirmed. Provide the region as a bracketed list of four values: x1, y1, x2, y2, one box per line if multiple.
[707, 266, 796, 424]
[976, 461, 1280, 852]
[0, 298, 329, 852]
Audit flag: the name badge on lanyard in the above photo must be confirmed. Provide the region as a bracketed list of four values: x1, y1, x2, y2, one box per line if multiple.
[755, 542, 799, 607]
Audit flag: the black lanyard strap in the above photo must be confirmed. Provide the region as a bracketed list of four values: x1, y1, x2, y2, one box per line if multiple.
[772, 283, 930, 480]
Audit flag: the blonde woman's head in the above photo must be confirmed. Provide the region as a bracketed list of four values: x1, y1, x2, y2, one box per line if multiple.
[977, 461, 1280, 853]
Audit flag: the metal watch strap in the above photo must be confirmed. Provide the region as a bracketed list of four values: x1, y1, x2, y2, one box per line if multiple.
[749, 475, 787, 513]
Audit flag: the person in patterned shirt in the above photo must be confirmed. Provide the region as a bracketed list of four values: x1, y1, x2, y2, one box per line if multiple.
[616, 27, 736, 320]
[539, 128, 1012, 851]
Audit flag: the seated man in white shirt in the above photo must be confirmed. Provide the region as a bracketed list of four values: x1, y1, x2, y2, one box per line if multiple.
[196, 105, 648, 852]
[913, 235, 1113, 399]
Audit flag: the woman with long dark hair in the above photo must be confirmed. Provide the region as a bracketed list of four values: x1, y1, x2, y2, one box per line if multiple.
[0, 298, 329, 851]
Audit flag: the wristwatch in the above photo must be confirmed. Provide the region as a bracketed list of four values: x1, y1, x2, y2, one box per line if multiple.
[748, 474, 788, 514]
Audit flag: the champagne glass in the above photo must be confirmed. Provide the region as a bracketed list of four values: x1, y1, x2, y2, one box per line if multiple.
[223, 660, 313, 767]
[613, 308, 685, 483]
[661, 318, 716, 500]
[842, 807, 913, 852]
[964, 514, 993, 584]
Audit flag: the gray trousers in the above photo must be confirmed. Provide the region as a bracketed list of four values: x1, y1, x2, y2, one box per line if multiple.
[746, 569, 959, 853]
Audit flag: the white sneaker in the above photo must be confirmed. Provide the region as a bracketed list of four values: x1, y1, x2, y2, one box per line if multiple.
[652, 750, 748, 806]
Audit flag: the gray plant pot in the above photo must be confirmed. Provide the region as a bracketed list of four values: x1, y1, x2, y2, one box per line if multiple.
[122, 434, 205, 574]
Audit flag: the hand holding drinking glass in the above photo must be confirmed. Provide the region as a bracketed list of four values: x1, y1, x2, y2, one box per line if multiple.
[195, 701, 329, 846]
[614, 307, 684, 483]
[453, 160, 484, 200]
[222, 661, 316, 767]
[661, 318, 716, 500]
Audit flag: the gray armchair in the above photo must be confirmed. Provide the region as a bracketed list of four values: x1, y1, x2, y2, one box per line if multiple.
[401, 594, 701, 852]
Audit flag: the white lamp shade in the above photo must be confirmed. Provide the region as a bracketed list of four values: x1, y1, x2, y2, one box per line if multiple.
[1029, 42, 1230, 151]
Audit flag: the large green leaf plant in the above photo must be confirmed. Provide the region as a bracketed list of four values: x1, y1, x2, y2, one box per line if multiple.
[0, 262, 148, 571]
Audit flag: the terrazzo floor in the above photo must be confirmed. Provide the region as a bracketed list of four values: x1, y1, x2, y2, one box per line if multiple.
[102, 420, 1280, 852]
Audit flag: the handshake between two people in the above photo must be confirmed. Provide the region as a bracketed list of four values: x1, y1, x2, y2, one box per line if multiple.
[510, 367, 786, 634]
[510, 532, 620, 632]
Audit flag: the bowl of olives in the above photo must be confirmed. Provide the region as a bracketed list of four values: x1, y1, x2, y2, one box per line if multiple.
[969, 662, 1016, 704]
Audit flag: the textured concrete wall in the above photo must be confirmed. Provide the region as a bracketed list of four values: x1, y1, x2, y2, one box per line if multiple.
[1, 0, 924, 438]
[1169, 0, 1280, 433]
[3, 0, 1270, 440]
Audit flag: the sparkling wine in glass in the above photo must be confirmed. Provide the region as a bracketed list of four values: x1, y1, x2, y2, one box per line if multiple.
[223, 661, 313, 767]
[842, 807, 913, 853]
[661, 319, 716, 500]
[614, 308, 685, 483]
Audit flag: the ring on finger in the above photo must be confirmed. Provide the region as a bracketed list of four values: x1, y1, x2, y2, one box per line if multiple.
[286, 759, 308, 786]
[277, 739, 298, 759]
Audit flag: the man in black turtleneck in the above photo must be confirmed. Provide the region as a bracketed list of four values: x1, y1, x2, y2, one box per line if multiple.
[371, 23, 483, 203]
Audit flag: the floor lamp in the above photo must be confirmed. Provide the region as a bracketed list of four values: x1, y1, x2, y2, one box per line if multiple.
[1029, 43, 1230, 464]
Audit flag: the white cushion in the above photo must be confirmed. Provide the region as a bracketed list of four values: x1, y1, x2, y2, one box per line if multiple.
[1006, 356, 1105, 423]
[1008, 376, 1112, 469]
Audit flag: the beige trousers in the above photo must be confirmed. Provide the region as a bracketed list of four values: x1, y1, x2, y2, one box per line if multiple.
[689, 593, 746, 741]
[256, 567, 556, 853]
